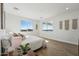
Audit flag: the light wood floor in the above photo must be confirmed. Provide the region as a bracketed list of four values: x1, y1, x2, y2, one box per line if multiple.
[35, 39, 78, 56]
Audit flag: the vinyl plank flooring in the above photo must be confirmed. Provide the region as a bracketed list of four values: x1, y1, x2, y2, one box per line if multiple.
[35, 39, 78, 56]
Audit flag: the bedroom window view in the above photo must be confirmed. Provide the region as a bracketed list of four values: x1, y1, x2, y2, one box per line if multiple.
[21, 20, 33, 31]
[42, 22, 53, 31]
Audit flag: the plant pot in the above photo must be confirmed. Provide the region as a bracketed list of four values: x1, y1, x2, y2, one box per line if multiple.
[22, 49, 31, 55]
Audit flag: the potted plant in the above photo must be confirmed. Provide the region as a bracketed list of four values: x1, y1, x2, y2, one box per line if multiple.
[20, 43, 31, 55]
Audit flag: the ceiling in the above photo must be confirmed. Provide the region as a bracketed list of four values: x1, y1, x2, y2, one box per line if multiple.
[4, 3, 79, 20]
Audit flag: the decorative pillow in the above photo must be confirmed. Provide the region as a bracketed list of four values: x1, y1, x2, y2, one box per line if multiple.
[18, 33, 25, 40]
[11, 36, 22, 48]
[13, 33, 18, 37]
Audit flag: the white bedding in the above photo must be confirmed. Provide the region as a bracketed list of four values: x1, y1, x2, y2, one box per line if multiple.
[21, 35, 44, 50]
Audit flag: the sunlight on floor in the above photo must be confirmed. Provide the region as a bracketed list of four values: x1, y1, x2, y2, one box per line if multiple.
[45, 40, 49, 43]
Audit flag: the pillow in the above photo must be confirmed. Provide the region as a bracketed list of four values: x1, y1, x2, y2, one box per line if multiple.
[18, 33, 25, 40]
[13, 33, 18, 37]
[11, 36, 22, 48]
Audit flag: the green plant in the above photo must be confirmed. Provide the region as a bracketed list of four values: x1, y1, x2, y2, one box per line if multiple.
[20, 43, 30, 55]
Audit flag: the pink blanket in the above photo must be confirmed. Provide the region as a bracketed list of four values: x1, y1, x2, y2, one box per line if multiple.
[11, 36, 22, 48]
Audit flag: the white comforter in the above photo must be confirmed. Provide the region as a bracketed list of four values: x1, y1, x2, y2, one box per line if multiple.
[21, 35, 44, 50]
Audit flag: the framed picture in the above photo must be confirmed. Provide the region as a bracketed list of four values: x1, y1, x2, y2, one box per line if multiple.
[72, 19, 78, 29]
[65, 20, 69, 30]
[59, 21, 63, 29]
[36, 24, 38, 30]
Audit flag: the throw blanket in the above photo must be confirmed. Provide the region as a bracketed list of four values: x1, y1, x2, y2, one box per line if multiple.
[11, 36, 22, 48]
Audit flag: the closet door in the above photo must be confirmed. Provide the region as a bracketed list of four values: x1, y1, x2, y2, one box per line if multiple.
[0, 3, 1, 56]
[0, 3, 4, 56]
[0, 3, 4, 30]
[0, 3, 1, 29]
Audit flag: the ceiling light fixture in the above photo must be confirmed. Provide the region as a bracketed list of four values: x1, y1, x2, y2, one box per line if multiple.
[66, 7, 69, 10]
[40, 17, 43, 19]
[13, 7, 19, 10]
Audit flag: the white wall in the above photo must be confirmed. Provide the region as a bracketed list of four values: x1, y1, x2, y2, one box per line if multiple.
[5, 10, 79, 45]
[38, 10, 79, 45]
[5, 13, 38, 35]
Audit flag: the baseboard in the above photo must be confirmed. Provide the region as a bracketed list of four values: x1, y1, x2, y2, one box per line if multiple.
[39, 36, 78, 46]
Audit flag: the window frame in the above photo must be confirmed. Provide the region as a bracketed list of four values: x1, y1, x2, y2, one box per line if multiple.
[42, 22, 53, 31]
[20, 20, 33, 32]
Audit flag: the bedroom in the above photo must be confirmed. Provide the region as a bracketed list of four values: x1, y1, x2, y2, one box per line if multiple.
[0, 3, 79, 56]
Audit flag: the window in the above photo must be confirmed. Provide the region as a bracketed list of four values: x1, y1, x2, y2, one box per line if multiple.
[42, 22, 53, 31]
[21, 20, 33, 31]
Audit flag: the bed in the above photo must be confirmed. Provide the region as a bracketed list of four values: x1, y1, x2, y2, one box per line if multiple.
[0, 30, 46, 53]
[21, 35, 45, 50]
